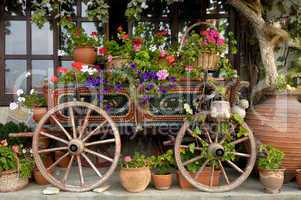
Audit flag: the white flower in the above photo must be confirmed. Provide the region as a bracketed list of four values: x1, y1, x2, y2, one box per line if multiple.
[9, 102, 18, 110]
[30, 89, 35, 95]
[16, 89, 24, 96]
[184, 103, 193, 115]
[25, 72, 31, 78]
[149, 45, 157, 52]
[141, 2, 148, 9]
[58, 49, 66, 57]
[88, 68, 98, 75]
[80, 65, 89, 73]
[29, 148, 33, 154]
[239, 99, 249, 109]
[22, 149, 26, 154]
[18, 97, 26, 103]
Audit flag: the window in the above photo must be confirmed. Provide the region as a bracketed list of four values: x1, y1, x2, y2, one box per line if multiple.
[0, 0, 237, 106]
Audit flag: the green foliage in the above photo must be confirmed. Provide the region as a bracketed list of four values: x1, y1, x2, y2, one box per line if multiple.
[120, 152, 151, 168]
[22, 93, 47, 108]
[219, 57, 238, 79]
[82, 0, 109, 22]
[0, 122, 31, 145]
[258, 144, 284, 170]
[275, 74, 287, 91]
[149, 150, 175, 175]
[19, 158, 34, 178]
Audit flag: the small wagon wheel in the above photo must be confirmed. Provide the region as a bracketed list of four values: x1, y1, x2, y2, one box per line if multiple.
[175, 119, 256, 192]
[32, 101, 121, 192]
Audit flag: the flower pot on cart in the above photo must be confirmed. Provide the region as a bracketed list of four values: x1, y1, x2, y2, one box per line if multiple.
[119, 167, 151, 192]
[73, 47, 97, 65]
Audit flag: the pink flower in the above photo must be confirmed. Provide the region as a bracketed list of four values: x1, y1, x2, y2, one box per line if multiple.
[50, 75, 59, 83]
[121, 34, 129, 40]
[108, 55, 113, 63]
[90, 32, 97, 37]
[217, 38, 225, 46]
[160, 50, 167, 58]
[185, 65, 193, 72]
[0, 139, 8, 147]
[156, 69, 169, 80]
[57, 66, 68, 74]
[12, 145, 20, 154]
[124, 156, 132, 163]
[132, 38, 143, 52]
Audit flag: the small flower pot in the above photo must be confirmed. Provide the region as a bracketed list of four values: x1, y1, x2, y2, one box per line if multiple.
[177, 168, 221, 189]
[32, 107, 48, 123]
[296, 169, 301, 189]
[259, 169, 285, 194]
[152, 173, 172, 190]
[73, 47, 97, 65]
[119, 167, 151, 193]
[54, 151, 71, 168]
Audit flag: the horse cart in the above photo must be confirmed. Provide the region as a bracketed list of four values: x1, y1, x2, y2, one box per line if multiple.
[10, 76, 256, 193]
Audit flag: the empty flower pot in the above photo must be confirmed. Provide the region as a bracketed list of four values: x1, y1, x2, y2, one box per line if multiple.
[152, 173, 173, 190]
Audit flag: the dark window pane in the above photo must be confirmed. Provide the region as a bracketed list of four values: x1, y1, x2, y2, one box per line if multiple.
[5, 21, 26, 54]
[32, 60, 54, 88]
[4, 1, 26, 16]
[32, 22, 53, 55]
[5, 60, 27, 94]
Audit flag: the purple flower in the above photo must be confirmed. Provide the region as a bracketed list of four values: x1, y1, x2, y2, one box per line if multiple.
[168, 76, 176, 82]
[115, 84, 122, 92]
[156, 70, 169, 80]
[102, 87, 109, 94]
[169, 83, 176, 89]
[146, 83, 154, 91]
[86, 77, 101, 87]
[130, 63, 137, 70]
[105, 103, 111, 112]
[97, 94, 104, 102]
[140, 95, 150, 104]
[159, 87, 167, 94]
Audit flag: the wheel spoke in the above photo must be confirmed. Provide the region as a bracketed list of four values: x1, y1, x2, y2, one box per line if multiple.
[76, 155, 84, 186]
[180, 145, 202, 151]
[230, 136, 249, 145]
[78, 108, 92, 139]
[183, 155, 202, 166]
[47, 152, 69, 170]
[81, 153, 103, 178]
[209, 166, 215, 187]
[204, 129, 212, 144]
[69, 107, 77, 138]
[84, 148, 113, 162]
[40, 131, 69, 145]
[233, 152, 251, 158]
[51, 115, 72, 141]
[194, 159, 209, 179]
[38, 146, 68, 153]
[85, 138, 115, 147]
[82, 120, 108, 142]
[218, 160, 230, 184]
[62, 155, 75, 184]
[187, 128, 207, 144]
[226, 160, 244, 174]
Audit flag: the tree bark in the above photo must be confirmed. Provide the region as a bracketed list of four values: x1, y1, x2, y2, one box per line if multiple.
[228, 0, 288, 88]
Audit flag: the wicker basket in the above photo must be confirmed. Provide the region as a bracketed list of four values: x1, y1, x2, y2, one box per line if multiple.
[109, 56, 128, 69]
[0, 170, 29, 192]
[195, 52, 220, 71]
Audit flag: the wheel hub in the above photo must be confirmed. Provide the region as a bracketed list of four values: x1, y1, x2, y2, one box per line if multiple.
[208, 143, 225, 158]
[68, 139, 84, 155]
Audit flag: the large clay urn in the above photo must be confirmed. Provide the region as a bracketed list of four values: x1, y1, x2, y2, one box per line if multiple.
[246, 93, 301, 181]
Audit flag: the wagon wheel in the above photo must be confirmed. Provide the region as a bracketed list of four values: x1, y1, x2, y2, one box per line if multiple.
[32, 102, 121, 192]
[175, 119, 256, 192]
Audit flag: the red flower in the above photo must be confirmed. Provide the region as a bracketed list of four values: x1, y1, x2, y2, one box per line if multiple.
[132, 38, 143, 52]
[57, 66, 68, 74]
[117, 26, 123, 32]
[156, 31, 168, 37]
[99, 47, 107, 56]
[90, 32, 97, 37]
[12, 145, 20, 154]
[166, 55, 176, 65]
[75, 28, 81, 36]
[72, 62, 83, 71]
[50, 75, 59, 83]
[121, 34, 129, 40]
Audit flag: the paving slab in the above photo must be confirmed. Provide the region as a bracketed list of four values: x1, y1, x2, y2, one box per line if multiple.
[1, 172, 301, 200]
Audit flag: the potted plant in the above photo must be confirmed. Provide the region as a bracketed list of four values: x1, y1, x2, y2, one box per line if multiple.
[258, 144, 285, 194]
[33, 153, 53, 185]
[119, 152, 151, 193]
[0, 145, 34, 192]
[60, 17, 101, 65]
[150, 149, 175, 190]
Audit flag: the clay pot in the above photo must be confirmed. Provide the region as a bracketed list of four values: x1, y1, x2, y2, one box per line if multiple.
[259, 169, 285, 194]
[119, 167, 151, 192]
[177, 168, 221, 189]
[32, 107, 48, 123]
[33, 168, 52, 185]
[54, 151, 71, 168]
[152, 173, 172, 190]
[296, 169, 301, 189]
[246, 94, 301, 181]
[73, 47, 97, 65]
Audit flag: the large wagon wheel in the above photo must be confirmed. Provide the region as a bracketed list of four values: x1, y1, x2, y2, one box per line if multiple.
[32, 102, 121, 192]
[175, 119, 256, 192]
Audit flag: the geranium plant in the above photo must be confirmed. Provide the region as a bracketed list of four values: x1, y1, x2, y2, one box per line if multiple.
[120, 152, 151, 168]
[149, 150, 175, 175]
[258, 144, 284, 170]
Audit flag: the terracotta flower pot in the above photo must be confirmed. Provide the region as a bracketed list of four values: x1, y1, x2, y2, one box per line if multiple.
[177, 168, 221, 189]
[296, 169, 301, 189]
[32, 107, 48, 123]
[259, 169, 285, 194]
[246, 94, 301, 181]
[73, 47, 97, 65]
[119, 167, 151, 192]
[152, 173, 173, 190]
[54, 151, 71, 168]
[33, 168, 53, 185]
